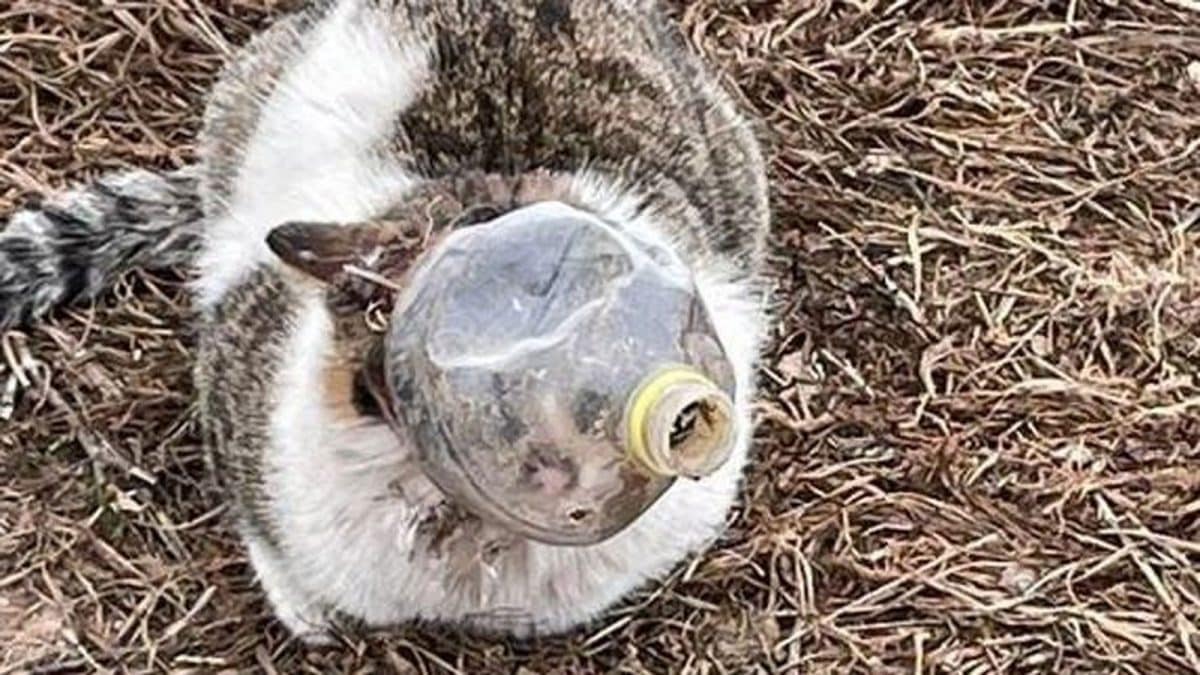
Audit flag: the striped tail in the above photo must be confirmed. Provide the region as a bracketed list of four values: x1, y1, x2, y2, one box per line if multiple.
[0, 168, 204, 330]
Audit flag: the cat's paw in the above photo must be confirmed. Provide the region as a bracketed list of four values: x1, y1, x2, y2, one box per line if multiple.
[246, 537, 336, 646]
[271, 593, 336, 646]
[288, 621, 336, 646]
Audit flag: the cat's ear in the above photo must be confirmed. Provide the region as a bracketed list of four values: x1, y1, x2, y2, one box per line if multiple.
[266, 221, 395, 285]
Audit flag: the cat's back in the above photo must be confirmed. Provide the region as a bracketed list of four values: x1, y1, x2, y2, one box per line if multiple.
[198, 0, 767, 282]
[405, 0, 767, 257]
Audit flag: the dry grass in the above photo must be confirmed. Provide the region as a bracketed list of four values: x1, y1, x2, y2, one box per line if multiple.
[2, 0, 1200, 672]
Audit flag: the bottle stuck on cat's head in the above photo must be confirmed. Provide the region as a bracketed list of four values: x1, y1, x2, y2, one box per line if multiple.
[382, 202, 738, 545]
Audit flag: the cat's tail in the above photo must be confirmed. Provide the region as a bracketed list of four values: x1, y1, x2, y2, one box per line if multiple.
[0, 168, 204, 330]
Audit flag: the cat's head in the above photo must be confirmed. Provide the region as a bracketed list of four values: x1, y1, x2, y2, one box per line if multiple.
[266, 187, 740, 546]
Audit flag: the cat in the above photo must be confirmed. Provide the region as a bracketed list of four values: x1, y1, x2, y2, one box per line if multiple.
[0, 0, 770, 644]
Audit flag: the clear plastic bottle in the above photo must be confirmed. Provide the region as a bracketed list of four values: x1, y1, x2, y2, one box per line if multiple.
[385, 202, 738, 545]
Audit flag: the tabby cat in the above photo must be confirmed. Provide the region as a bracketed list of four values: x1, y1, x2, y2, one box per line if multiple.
[0, 0, 770, 643]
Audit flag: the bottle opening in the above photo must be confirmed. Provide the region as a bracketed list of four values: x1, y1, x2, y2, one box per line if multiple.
[665, 395, 734, 475]
[627, 367, 736, 479]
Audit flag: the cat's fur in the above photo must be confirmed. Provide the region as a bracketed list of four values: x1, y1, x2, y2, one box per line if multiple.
[2, 0, 770, 643]
[0, 169, 202, 329]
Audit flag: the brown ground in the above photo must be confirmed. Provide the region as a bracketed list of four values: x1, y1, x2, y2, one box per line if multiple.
[2, 1, 1200, 673]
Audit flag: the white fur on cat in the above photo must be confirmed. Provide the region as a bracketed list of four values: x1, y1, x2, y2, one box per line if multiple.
[195, 0, 427, 309]
[195, 0, 764, 642]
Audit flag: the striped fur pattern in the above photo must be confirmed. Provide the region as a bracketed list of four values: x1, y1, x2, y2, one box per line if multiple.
[0, 169, 202, 329]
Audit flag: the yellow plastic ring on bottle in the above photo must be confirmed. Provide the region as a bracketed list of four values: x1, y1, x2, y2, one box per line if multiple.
[625, 365, 715, 477]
